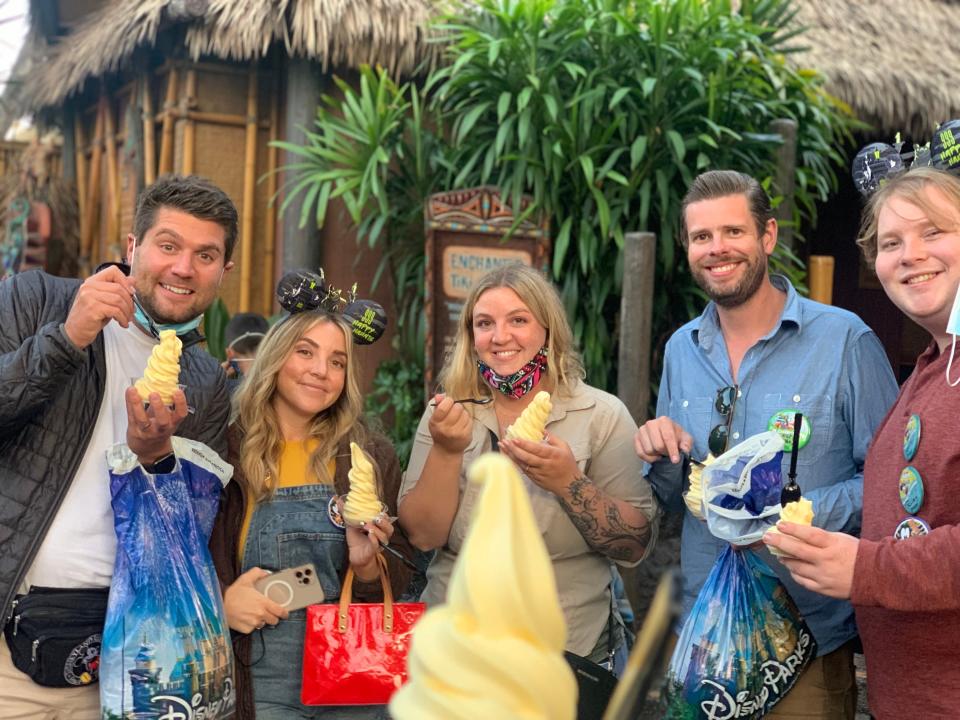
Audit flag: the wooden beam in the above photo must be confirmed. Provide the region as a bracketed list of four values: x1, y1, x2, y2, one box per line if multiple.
[103, 94, 120, 260]
[263, 65, 280, 314]
[74, 117, 88, 249]
[239, 66, 258, 311]
[617, 231, 657, 424]
[182, 69, 198, 174]
[80, 98, 105, 274]
[158, 67, 178, 175]
[142, 74, 156, 185]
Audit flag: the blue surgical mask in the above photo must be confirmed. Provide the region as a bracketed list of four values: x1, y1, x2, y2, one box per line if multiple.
[945, 282, 960, 386]
[133, 301, 202, 339]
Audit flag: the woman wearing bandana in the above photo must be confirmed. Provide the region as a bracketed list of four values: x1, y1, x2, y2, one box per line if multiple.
[399, 264, 658, 668]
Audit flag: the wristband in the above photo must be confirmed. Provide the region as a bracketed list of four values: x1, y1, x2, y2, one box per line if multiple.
[142, 452, 176, 474]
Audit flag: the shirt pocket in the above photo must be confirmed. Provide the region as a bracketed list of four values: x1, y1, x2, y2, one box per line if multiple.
[257, 510, 346, 600]
[667, 395, 715, 456]
[761, 393, 834, 466]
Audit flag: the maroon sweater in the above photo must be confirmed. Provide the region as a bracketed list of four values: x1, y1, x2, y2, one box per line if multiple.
[852, 343, 960, 718]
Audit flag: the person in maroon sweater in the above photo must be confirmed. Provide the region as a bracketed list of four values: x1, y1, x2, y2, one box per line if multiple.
[764, 167, 960, 718]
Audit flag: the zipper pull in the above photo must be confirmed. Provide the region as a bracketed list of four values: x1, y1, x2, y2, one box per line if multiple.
[31, 638, 39, 663]
[3, 598, 17, 628]
[12, 614, 20, 636]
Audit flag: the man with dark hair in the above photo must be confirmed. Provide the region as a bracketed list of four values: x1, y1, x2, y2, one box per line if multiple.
[635, 169, 898, 718]
[222, 312, 268, 392]
[0, 174, 236, 716]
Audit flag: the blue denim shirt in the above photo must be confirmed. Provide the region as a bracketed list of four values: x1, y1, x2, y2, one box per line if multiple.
[646, 275, 898, 655]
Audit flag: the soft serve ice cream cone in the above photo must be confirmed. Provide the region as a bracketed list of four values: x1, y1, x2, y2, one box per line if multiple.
[684, 453, 715, 520]
[135, 329, 182, 405]
[505, 391, 552, 442]
[766, 498, 814, 558]
[342, 442, 386, 526]
[389, 453, 577, 720]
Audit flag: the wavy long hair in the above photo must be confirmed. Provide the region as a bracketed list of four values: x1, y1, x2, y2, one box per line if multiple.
[233, 311, 367, 501]
[438, 264, 585, 403]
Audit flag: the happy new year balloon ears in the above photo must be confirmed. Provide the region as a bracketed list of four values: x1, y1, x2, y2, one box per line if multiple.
[275, 268, 388, 346]
[852, 119, 960, 197]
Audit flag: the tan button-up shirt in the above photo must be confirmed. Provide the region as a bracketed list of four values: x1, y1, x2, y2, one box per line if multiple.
[400, 382, 658, 656]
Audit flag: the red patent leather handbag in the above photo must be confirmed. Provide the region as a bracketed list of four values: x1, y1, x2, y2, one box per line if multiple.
[301, 553, 425, 705]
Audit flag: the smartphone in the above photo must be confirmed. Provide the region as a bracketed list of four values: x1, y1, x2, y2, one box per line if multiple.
[253, 563, 326, 611]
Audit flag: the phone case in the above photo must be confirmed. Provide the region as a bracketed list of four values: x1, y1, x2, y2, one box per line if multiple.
[254, 563, 326, 611]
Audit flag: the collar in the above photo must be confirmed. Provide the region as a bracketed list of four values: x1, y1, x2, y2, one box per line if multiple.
[691, 273, 802, 351]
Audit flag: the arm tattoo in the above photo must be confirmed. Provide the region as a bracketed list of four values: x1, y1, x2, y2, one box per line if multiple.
[557, 474, 651, 562]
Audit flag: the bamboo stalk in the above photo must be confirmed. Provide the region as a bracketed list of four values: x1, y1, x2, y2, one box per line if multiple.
[182, 69, 197, 174]
[263, 65, 279, 313]
[158, 67, 178, 175]
[142, 74, 156, 185]
[80, 100, 105, 273]
[239, 66, 258, 311]
[74, 118, 88, 252]
[104, 94, 120, 261]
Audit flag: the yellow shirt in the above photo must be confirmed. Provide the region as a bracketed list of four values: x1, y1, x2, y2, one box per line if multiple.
[237, 439, 336, 561]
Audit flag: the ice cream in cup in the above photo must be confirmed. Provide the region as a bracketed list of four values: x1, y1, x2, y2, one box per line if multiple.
[505, 391, 552, 442]
[342, 442, 387, 527]
[135, 329, 182, 405]
[766, 497, 815, 558]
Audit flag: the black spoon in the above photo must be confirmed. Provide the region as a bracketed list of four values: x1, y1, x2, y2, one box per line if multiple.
[780, 412, 803, 505]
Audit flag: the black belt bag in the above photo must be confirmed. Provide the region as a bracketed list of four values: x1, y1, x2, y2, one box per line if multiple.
[3, 586, 109, 687]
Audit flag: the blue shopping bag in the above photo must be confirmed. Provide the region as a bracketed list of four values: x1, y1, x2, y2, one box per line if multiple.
[100, 438, 235, 720]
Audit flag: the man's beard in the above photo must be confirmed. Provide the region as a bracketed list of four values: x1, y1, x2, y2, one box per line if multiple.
[136, 283, 199, 325]
[692, 252, 768, 308]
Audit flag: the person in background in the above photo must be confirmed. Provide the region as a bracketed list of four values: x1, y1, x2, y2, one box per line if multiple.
[222, 311, 269, 393]
[209, 283, 414, 720]
[635, 169, 898, 718]
[766, 167, 960, 717]
[0, 174, 236, 718]
[399, 264, 658, 672]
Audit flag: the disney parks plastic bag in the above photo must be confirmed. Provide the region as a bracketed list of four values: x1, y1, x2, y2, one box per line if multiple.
[663, 546, 816, 719]
[100, 438, 236, 720]
[702, 431, 785, 545]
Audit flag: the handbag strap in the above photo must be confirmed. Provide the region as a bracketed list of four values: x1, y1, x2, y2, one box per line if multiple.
[338, 553, 394, 634]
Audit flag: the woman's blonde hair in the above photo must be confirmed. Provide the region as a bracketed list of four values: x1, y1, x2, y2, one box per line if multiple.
[438, 264, 585, 401]
[858, 167, 960, 266]
[233, 311, 367, 501]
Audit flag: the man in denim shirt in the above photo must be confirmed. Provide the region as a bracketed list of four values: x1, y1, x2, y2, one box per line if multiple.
[636, 170, 898, 718]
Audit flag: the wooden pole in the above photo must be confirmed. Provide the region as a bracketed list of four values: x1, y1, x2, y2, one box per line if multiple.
[80, 100, 105, 273]
[808, 255, 835, 305]
[181, 69, 197, 174]
[240, 65, 258, 311]
[158, 67, 178, 175]
[617, 231, 657, 425]
[142, 74, 156, 185]
[263, 64, 280, 313]
[74, 119, 88, 253]
[770, 118, 798, 253]
[104, 94, 120, 261]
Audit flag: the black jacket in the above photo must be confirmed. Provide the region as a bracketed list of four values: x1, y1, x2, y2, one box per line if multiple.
[0, 269, 230, 621]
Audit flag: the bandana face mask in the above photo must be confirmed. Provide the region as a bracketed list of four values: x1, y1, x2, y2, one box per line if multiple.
[477, 348, 548, 399]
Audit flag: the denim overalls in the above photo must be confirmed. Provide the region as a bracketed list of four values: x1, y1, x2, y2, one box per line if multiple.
[242, 483, 387, 720]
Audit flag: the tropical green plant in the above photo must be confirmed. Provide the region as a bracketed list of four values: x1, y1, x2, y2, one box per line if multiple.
[203, 297, 231, 362]
[278, 0, 855, 446]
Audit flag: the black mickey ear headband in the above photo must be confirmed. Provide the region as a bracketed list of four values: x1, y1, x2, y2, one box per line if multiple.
[276, 268, 388, 346]
[852, 119, 960, 197]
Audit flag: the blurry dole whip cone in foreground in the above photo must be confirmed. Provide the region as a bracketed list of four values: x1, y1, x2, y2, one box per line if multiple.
[342, 441, 386, 526]
[389, 453, 577, 720]
[134, 329, 182, 405]
[505, 391, 552, 442]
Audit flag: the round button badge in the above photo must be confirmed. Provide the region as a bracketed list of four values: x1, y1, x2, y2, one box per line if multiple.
[903, 413, 921, 461]
[767, 410, 811, 452]
[893, 516, 930, 540]
[898, 466, 924, 515]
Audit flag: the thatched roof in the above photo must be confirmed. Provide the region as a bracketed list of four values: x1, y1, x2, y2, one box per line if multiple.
[791, 0, 960, 139]
[21, 0, 442, 110]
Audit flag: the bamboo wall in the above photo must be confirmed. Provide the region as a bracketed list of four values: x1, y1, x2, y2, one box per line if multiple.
[73, 60, 281, 317]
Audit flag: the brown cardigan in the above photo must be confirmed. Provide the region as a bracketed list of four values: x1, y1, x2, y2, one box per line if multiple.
[208, 424, 414, 719]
